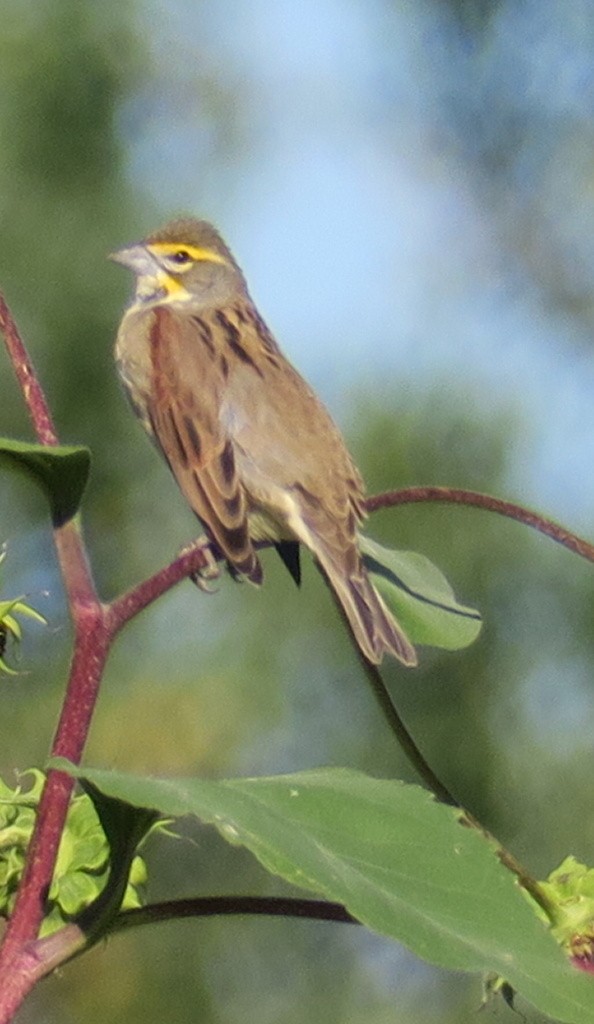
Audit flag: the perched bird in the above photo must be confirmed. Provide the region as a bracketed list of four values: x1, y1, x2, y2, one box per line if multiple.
[111, 218, 417, 666]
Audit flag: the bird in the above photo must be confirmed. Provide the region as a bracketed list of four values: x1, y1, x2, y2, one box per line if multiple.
[110, 218, 417, 666]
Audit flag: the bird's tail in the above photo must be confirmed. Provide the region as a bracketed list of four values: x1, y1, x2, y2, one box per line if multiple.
[316, 555, 417, 667]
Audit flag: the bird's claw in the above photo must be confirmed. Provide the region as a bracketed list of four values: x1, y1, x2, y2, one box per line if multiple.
[179, 537, 221, 594]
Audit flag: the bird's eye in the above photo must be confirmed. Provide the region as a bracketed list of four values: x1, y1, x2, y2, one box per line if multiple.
[170, 250, 192, 265]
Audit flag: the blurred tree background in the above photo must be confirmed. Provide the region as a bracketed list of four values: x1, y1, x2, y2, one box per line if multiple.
[1, 1, 594, 1021]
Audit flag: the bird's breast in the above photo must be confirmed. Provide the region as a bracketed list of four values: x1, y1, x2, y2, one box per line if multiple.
[114, 308, 155, 437]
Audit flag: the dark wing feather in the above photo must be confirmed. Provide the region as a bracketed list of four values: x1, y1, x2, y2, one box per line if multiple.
[274, 541, 301, 586]
[146, 305, 261, 582]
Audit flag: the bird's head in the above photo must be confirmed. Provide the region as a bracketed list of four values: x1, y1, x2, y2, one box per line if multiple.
[110, 218, 247, 309]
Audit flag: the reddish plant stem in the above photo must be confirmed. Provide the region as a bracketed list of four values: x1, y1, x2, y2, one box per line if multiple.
[107, 544, 212, 634]
[365, 486, 594, 563]
[0, 604, 110, 1020]
[0, 295, 58, 446]
[0, 291, 217, 1017]
[0, 609, 110, 1018]
[108, 537, 281, 633]
[0, 534, 218, 1017]
[108, 487, 594, 637]
[0, 300, 108, 1020]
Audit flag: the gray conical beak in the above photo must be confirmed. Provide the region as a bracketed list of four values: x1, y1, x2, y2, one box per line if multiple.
[108, 244, 158, 276]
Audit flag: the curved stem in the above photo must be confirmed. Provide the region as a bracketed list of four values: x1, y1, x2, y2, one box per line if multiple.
[363, 484, 575, 914]
[366, 487, 594, 563]
[317, 562, 458, 804]
[110, 485, 592, 640]
[361, 659, 459, 806]
[113, 896, 356, 933]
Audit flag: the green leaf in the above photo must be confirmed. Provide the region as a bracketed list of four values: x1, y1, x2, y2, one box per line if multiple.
[0, 438, 91, 525]
[54, 870, 106, 918]
[360, 536, 482, 650]
[0, 597, 47, 675]
[0, 601, 46, 631]
[0, 539, 45, 677]
[55, 761, 594, 1023]
[0, 769, 149, 937]
[537, 856, 594, 959]
[71, 780, 158, 941]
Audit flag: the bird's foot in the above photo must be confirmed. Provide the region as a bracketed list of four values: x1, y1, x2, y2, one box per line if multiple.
[179, 536, 221, 593]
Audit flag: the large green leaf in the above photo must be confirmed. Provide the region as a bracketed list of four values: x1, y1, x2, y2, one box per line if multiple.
[54, 761, 594, 1023]
[0, 438, 90, 525]
[360, 536, 482, 650]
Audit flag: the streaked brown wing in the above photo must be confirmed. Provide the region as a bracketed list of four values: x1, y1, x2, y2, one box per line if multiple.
[146, 305, 261, 581]
[216, 303, 366, 544]
[211, 314, 414, 662]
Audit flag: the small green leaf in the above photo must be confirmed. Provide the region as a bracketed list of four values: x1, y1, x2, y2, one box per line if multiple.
[56, 761, 594, 1024]
[0, 601, 46, 630]
[0, 438, 91, 525]
[0, 593, 47, 676]
[54, 870, 105, 917]
[0, 770, 149, 937]
[536, 856, 594, 964]
[360, 536, 482, 650]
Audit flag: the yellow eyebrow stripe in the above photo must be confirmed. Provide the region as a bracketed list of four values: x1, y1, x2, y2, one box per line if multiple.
[149, 242, 228, 265]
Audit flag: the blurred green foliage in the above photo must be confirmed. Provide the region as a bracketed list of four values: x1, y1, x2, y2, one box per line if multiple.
[0, 2, 593, 1023]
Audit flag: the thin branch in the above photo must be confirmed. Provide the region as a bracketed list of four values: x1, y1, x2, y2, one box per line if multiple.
[111, 484, 594, 641]
[112, 521, 461, 803]
[364, 485, 569, 915]
[317, 562, 458, 804]
[0, 895, 356, 1000]
[107, 543, 214, 635]
[0, 295, 58, 446]
[366, 487, 594, 564]
[113, 896, 357, 933]
[108, 537, 281, 635]
[360, 659, 459, 806]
